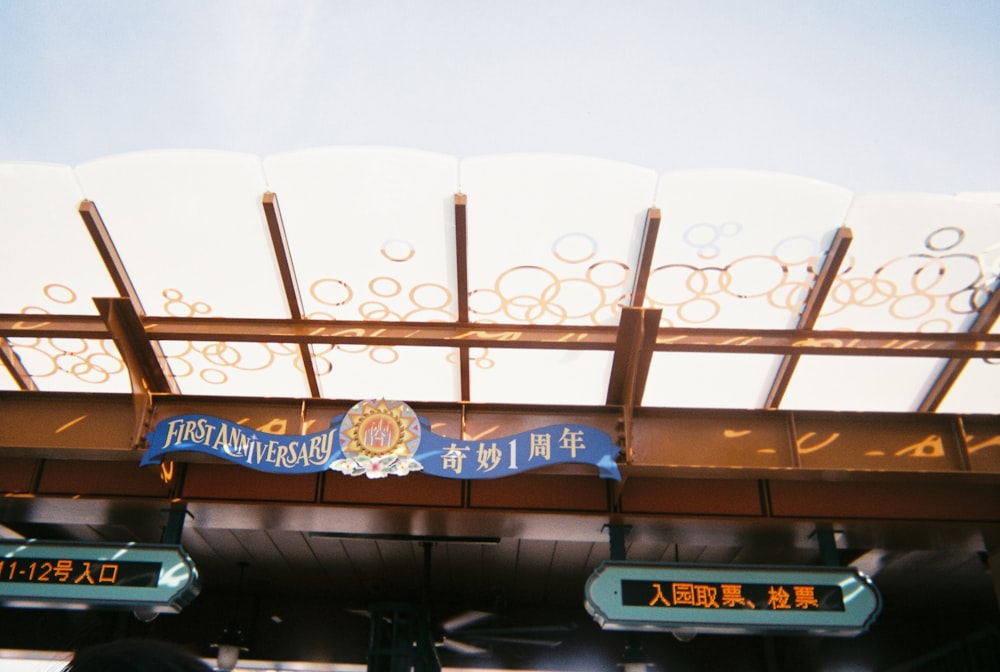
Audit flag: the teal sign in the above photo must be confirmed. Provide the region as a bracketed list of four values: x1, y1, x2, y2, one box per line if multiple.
[0, 541, 200, 613]
[585, 562, 881, 636]
[142, 399, 621, 480]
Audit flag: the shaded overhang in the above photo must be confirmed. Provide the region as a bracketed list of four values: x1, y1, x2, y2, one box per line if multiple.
[1, 150, 999, 667]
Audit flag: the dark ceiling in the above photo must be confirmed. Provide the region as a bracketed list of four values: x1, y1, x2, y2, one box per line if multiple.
[2, 480, 998, 671]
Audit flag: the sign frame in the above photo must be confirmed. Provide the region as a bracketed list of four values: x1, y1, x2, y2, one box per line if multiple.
[0, 540, 200, 614]
[585, 561, 881, 637]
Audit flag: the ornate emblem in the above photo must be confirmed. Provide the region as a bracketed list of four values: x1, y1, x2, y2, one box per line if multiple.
[331, 399, 423, 478]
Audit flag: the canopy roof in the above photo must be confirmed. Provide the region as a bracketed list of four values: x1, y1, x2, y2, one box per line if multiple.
[2, 147, 998, 414]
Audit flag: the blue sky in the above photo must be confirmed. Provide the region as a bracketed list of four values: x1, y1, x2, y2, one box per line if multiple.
[2, 0, 998, 194]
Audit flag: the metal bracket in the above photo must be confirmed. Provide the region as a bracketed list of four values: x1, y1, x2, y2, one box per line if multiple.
[161, 502, 193, 545]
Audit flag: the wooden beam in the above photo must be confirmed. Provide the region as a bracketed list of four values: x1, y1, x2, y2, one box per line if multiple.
[262, 192, 321, 397]
[454, 194, 470, 324]
[2, 313, 1000, 358]
[606, 308, 642, 405]
[454, 194, 471, 401]
[765, 226, 853, 409]
[0, 338, 37, 391]
[919, 277, 1000, 412]
[3, 391, 999, 482]
[617, 309, 662, 462]
[632, 308, 661, 405]
[79, 200, 179, 394]
[629, 207, 661, 308]
[606, 308, 661, 406]
[94, 297, 173, 395]
[261, 193, 306, 320]
[94, 297, 174, 447]
[79, 200, 143, 304]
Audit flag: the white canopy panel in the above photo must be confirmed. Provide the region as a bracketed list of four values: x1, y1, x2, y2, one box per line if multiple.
[314, 344, 461, 403]
[642, 352, 781, 410]
[74, 151, 286, 320]
[263, 148, 461, 322]
[781, 355, 948, 413]
[262, 148, 463, 401]
[813, 193, 1000, 333]
[460, 155, 657, 327]
[648, 170, 854, 329]
[783, 193, 1000, 413]
[0, 162, 130, 392]
[468, 348, 614, 406]
[0, 163, 117, 315]
[642, 171, 853, 409]
[937, 320, 1000, 415]
[0, 150, 996, 412]
[73, 151, 309, 397]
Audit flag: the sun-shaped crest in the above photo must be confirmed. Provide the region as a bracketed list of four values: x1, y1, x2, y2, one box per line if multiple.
[332, 400, 424, 478]
[339, 399, 420, 458]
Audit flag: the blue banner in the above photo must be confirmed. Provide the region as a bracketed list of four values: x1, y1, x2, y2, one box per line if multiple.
[411, 423, 621, 481]
[141, 402, 621, 481]
[143, 414, 339, 474]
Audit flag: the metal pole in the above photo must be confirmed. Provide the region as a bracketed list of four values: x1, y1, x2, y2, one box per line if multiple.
[161, 502, 190, 545]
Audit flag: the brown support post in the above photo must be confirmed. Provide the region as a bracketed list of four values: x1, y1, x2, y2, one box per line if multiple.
[607, 307, 662, 462]
[606, 308, 643, 407]
[79, 199, 179, 395]
[94, 297, 173, 447]
[919, 277, 1000, 412]
[766, 226, 852, 408]
[608, 203, 661, 468]
[262, 192, 321, 398]
[454, 194, 471, 401]
[95, 298, 173, 395]
[0, 338, 37, 391]
[633, 308, 661, 405]
[629, 207, 661, 308]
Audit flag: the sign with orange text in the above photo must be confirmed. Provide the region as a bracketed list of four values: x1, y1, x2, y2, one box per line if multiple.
[0, 541, 200, 614]
[585, 562, 881, 636]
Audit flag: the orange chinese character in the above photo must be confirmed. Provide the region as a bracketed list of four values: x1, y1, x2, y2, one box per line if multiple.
[648, 583, 671, 606]
[721, 584, 752, 608]
[98, 563, 120, 584]
[768, 585, 791, 609]
[693, 584, 719, 608]
[793, 585, 820, 609]
[73, 561, 95, 584]
[53, 560, 74, 582]
[672, 582, 696, 606]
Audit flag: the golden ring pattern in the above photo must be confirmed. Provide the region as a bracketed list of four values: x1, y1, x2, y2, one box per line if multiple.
[43, 284, 77, 305]
[552, 233, 597, 264]
[380, 239, 416, 262]
[10, 223, 997, 385]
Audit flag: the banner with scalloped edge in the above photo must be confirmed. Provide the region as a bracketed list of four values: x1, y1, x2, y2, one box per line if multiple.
[141, 399, 621, 481]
